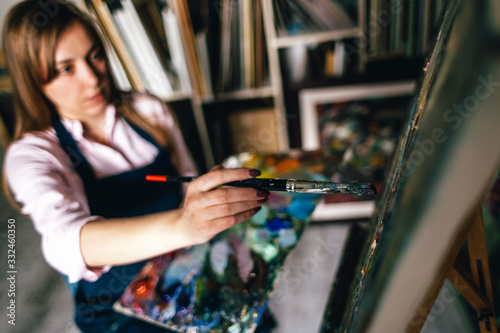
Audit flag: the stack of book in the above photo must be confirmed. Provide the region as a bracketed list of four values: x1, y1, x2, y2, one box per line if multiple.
[272, 0, 355, 36]
[87, 0, 186, 99]
[86, 0, 272, 99]
[216, 0, 270, 93]
[368, 0, 447, 58]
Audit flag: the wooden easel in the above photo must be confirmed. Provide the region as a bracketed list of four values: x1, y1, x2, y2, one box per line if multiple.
[409, 203, 497, 332]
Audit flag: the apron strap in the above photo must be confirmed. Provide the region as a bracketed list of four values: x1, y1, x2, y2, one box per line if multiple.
[52, 113, 167, 179]
[52, 117, 95, 180]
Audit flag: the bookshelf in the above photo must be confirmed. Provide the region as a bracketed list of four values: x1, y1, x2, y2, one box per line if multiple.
[0, 49, 13, 148]
[261, 0, 368, 157]
[78, 0, 446, 171]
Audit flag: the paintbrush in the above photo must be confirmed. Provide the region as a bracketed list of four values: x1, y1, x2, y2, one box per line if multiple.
[146, 175, 377, 197]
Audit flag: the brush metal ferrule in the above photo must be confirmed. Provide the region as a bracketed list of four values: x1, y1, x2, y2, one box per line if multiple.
[286, 180, 350, 193]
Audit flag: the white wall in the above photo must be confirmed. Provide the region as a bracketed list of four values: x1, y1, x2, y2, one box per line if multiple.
[0, 0, 83, 43]
[0, 0, 22, 32]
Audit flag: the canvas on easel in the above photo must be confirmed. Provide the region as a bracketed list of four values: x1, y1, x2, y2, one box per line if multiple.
[320, 0, 500, 331]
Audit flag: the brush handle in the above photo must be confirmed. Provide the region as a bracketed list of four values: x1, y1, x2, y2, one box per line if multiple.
[145, 175, 195, 182]
[224, 178, 288, 191]
[146, 175, 376, 197]
[147, 175, 288, 191]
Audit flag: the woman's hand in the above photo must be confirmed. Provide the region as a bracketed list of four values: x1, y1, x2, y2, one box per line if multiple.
[80, 166, 269, 267]
[178, 166, 269, 245]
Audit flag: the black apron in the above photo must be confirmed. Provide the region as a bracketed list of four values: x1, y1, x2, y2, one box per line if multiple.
[54, 117, 180, 332]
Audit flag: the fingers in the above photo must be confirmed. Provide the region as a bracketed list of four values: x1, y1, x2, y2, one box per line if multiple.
[191, 167, 261, 192]
[180, 167, 269, 244]
[197, 187, 269, 207]
[201, 196, 267, 221]
[180, 196, 267, 245]
[211, 206, 262, 231]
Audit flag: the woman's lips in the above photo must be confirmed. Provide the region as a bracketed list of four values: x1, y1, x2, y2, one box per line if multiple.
[88, 91, 104, 103]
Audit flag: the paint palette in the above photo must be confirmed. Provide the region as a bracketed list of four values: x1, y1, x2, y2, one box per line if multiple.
[114, 150, 341, 332]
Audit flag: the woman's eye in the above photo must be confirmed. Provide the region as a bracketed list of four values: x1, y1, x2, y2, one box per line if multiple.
[59, 66, 73, 74]
[90, 49, 104, 61]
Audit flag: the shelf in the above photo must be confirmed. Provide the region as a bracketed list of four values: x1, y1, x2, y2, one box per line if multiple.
[310, 199, 375, 222]
[203, 86, 275, 103]
[272, 28, 362, 49]
[0, 78, 12, 93]
[159, 91, 193, 103]
[366, 51, 407, 62]
[86, 0, 432, 170]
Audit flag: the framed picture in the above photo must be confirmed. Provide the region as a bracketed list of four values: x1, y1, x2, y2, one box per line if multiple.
[298, 81, 415, 221]
[299, 81, 416, 151]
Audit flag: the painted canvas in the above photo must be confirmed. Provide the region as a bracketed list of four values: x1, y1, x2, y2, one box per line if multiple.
[114, 150, 347, 332]
[321, 0, 500, 331]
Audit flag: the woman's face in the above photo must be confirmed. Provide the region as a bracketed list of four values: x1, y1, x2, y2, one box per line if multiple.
[41, 21, 111, 124]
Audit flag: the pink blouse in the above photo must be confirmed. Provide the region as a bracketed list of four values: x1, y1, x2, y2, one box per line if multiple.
[5, 93, 197, 283]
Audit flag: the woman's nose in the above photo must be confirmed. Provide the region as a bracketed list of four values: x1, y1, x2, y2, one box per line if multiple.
[80, 62, 100, 87]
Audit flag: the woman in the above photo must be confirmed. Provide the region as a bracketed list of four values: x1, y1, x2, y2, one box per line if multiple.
[2, 1, 270, 331]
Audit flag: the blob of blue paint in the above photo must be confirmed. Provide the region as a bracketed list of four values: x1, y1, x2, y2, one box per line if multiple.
[287, 199, 315, 220]
[266, 218, 292, 232]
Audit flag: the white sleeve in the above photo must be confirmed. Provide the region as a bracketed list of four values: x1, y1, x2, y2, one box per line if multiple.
[5, 138, 110, 283]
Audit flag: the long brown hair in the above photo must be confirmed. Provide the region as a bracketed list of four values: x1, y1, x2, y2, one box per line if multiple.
[2, 0, 177, 206]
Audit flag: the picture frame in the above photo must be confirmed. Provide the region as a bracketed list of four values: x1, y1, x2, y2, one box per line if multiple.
[298, 80, 415, 151]
[298, 81, 415, 221]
